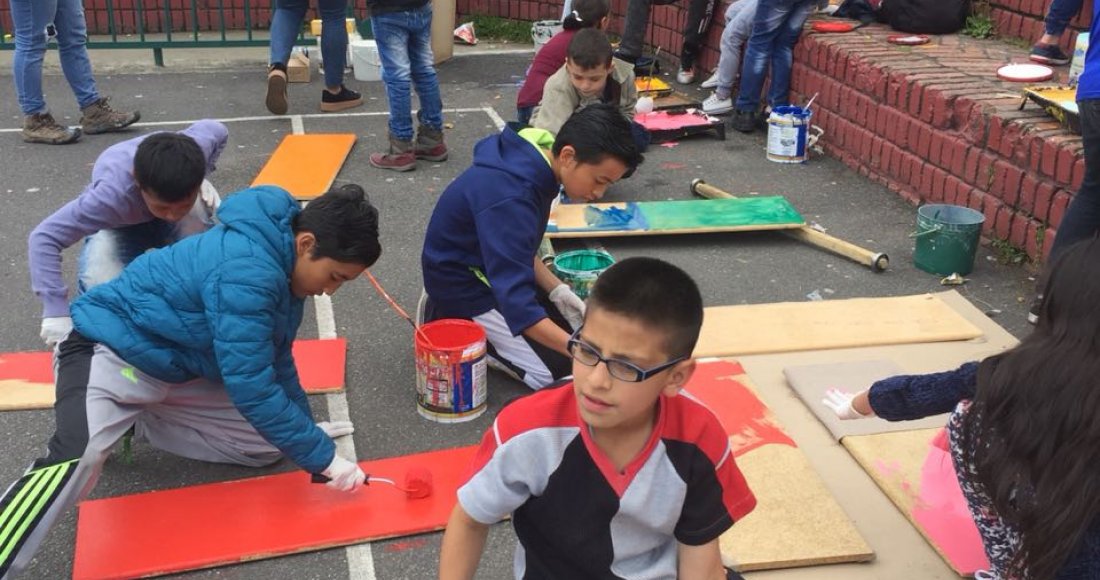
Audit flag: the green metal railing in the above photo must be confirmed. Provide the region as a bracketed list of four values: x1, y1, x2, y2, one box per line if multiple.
[0, 0, 366, 66]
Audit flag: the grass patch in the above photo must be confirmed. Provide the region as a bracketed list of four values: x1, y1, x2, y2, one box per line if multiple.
[990, 237, 1028, 265]
[964, 1, 996, 39]
[462, 14, 533, 44]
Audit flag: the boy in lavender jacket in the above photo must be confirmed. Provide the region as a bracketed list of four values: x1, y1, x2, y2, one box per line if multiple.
[27, 119, 228, 347]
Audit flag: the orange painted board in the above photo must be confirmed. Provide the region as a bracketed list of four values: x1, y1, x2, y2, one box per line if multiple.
[251, 134, 357, 200]
[0, 339, 346, 411]
[73, 445, 477, 580]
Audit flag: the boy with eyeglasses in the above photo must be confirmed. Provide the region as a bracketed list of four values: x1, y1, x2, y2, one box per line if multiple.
[439, 257, 756, 580]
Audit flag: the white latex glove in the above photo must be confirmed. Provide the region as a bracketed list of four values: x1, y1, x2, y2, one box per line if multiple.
[200, 179, 221, 213]
[823, 388, 875, 420]
[40, 316, 73, 347]
[317, 420, 355, 439]
[322, 455, 366, 492]
[549, 284, 586, 330]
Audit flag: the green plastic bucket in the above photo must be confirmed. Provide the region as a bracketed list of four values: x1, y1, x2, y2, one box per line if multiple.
[912, 204, 985, 276]
[553, 250, 615, 299]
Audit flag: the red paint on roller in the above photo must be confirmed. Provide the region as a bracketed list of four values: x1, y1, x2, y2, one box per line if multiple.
[404, 467, 433, 499]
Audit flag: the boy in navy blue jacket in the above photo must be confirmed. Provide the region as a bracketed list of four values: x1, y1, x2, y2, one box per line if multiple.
[421, 104, 643, 390]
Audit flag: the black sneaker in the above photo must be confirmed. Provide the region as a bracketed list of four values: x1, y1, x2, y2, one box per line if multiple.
[320, 85, 363, 112]
[1027, 294, 1042, 325]
[731, 109, 756, 133]
[1029, 43, 1071, 66]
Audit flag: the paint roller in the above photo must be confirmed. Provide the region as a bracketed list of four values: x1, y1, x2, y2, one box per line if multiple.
[310, 467, 434, 499]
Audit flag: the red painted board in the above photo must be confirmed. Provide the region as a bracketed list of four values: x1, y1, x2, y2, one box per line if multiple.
[73, 445, 477, 580]
[292, 337, 347, 394]
[683, 359, 797, 457]
[0, 339, 345, 411]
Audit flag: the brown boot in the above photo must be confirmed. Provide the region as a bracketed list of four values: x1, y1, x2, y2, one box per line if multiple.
[414, 126, 449, 162]
[22, 112, 81, 144]
[369, 134, 416, 172]
[266, 63, 289, 115]
[79, 97, 140, 135]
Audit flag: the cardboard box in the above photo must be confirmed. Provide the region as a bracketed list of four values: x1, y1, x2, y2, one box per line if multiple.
[287, 51, 311, 83]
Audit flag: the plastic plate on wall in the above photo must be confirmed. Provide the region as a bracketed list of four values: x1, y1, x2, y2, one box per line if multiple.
[887, 34, 930, 45]
[996, 63, 1055, 82]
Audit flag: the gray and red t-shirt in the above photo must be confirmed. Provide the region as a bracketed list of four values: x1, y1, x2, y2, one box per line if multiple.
[458, 383, 756, 579]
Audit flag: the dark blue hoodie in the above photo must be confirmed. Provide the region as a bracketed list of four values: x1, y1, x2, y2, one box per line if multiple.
[422, 127, 559, 335]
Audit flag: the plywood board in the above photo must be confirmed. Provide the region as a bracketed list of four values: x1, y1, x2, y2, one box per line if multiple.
[635, 75, 672, 96]
[784, 360, 950, 439]
[843, 429, 989, 576]
[73, 445, 477, 579]
[653, 92, 699, 110]
[546, 198, 804, 239]
[251, 134, 357, 200]
[694, 292, 984, 358]
[686, 360, 873, 571]
[0, 339, 347, 411]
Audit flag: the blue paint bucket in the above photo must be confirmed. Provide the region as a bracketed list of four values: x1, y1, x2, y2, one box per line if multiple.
[766, 106, 812, 163]
[415, 319, 487, 423]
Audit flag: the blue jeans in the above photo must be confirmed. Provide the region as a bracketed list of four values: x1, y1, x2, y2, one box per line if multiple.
[735, 0, 814, 112]
[10, 0, 100, 116]
[1049, 99, 1100, 258]
[269, 0, 347, 88]
[371, 4, 444, 142]
[1044, 0, 1083, 37]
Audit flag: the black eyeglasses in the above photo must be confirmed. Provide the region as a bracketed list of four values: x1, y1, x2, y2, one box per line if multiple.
[567, 328, 686, 383]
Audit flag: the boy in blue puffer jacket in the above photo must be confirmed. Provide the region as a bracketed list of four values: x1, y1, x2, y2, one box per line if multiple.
[0, 184, 381, 579]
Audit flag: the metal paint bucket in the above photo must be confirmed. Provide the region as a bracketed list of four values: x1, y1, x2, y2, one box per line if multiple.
[531, 20, 563, 51]
[911, 204, 985, 276]
[414, 319, 487, 423]
[553, 249, 615, 299]
[766, 105, 812, 163]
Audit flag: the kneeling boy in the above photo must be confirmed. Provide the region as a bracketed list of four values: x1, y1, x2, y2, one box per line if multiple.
[439, 257, 757, 579]
[421, 104, 643, 390]
[0, 184, 381, 578]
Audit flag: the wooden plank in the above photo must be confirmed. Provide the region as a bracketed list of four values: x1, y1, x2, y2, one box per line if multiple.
[687, 360, 873, 570]
[73, 446, 477, 580]
[843, 429, 989, 576]
[0, 339, 347, 411]
[694, 292, 984, 358]
[784, 360, 951, 440]
[251, 134, 357, 200]
[546, 198, 804, 239]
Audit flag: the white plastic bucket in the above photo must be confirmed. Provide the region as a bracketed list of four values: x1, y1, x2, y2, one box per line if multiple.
[531, 20, 563, 51]
[351, 39, 382, 82]
[766, 105, 813, 163]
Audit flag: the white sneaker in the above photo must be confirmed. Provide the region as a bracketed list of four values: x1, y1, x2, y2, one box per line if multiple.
[676, 67, 696, 85]
[700, 71, 720, 89]
[702, 93, 734, 115]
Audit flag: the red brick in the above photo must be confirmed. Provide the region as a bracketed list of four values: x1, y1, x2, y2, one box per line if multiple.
[1055, 145, 1079, 187]
[915, 123, 932, 159]
[963, 148, 982, 184]
[987, 119, 1004, 156]
[1072, 157, 1086, 191]
[1035, 182, 1058, 222]
[1019, 174, 1039, 215]
[928, 132, 946, 168]
[1009, 213, 1029, 249]
[1025, 220, 1043, 261]
[994, 206, 1012, 240]
[1049, 190, 1072, 228]
[948, 137, 968, 178]
[977, 153, 997, 191]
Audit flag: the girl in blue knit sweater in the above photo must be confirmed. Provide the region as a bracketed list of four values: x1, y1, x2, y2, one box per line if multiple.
[825, 238, 1100, 580]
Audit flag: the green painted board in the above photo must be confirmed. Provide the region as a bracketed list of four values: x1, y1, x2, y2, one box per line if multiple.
[546, 197, 805, 239]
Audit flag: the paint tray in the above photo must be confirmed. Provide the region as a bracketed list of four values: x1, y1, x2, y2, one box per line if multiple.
[635, 110, 726, 143]
[1020, 85, 1080, 134]
[635, 76, 673, 97]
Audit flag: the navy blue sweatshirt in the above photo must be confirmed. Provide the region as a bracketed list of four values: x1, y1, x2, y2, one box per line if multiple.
[421, 127, 559, 335]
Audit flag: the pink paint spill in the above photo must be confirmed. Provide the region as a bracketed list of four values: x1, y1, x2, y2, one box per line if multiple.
[684, 360, 797, 457]
[910, 429, 990, 574]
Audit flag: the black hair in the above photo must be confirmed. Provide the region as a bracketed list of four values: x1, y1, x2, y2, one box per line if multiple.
[567, 28, 613, 70]
[586, 257, 703, 358]
[561, 0, 610, 30]
[553, 103, 644, 172]
[133, 133, 206, 203]
[957, 237, 1100, 580]
[293, 184, 381, 267]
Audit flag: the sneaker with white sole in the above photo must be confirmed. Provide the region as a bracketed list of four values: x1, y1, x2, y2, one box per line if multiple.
[676, 67, 696, 85]
[700, 71, 720, 89]
[702, 93, 733, 115]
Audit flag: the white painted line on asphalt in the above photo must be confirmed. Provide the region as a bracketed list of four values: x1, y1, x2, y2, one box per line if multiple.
[290, 114, 305, 136]
[346, 543, 378, 580]
[483, 105, 506, 131]
[0, 107, 495, 132]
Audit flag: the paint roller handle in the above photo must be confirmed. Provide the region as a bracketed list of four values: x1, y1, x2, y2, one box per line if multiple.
[310, 472, 373, 484]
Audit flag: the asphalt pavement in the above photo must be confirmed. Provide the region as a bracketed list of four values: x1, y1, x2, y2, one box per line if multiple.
[0, 47, 1036, 579]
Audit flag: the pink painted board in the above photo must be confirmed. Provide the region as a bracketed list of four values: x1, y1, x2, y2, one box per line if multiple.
[72, 445, 477, 579]
[635, 111, 719, 130]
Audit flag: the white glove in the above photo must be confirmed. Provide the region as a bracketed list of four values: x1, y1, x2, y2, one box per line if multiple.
[322, 455, 366, 492]
[200, 179, 221, 213]
[317, 420, 355, 439]
[40, 316, 73, 347]
[549, 284, 586, 330]
[823, 389, 874, 420]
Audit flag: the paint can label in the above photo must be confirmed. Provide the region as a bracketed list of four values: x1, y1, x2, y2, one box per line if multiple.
[766, 106, 811, 164]
[415, 342, 488, 423]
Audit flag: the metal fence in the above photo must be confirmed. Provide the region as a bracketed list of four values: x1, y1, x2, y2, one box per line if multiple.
[0, 0, 366, 66]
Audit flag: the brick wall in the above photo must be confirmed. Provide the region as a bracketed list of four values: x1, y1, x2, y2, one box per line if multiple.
[989, 0, 1092, 55]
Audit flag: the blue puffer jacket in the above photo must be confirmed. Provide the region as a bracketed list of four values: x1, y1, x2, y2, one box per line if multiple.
[71, 186, 334, 474]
